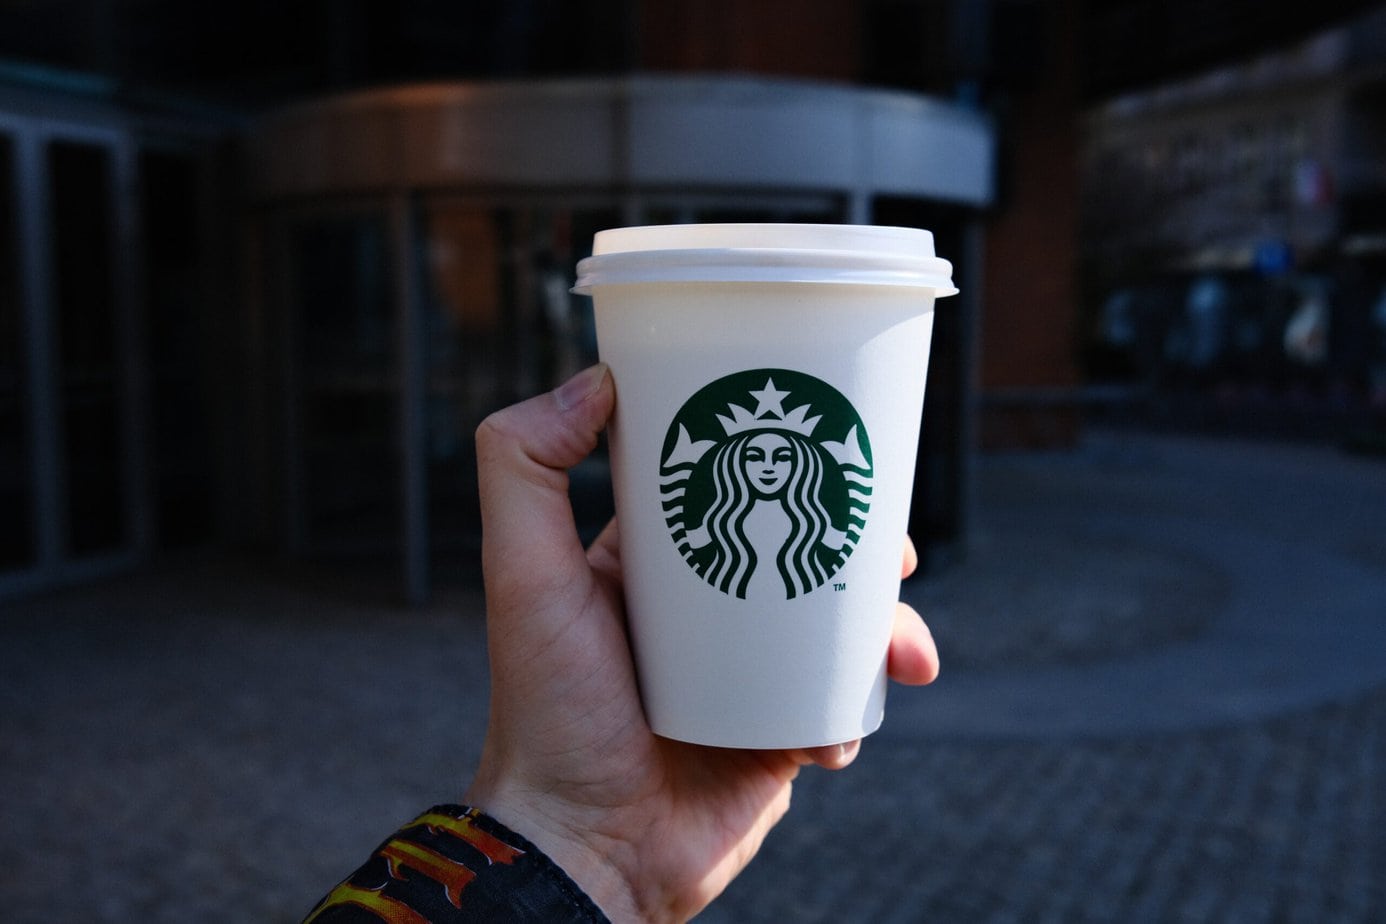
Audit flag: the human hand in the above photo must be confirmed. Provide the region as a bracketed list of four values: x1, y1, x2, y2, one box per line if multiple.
[465, 363, 939, 923]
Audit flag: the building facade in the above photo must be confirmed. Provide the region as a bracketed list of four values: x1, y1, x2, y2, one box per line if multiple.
[1, 68, 995, 601]
[0, 69, 236, 598]
[1079, 6, 1386, 429]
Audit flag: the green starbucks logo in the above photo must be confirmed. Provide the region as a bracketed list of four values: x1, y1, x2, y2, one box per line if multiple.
[660, 369, 872, 600]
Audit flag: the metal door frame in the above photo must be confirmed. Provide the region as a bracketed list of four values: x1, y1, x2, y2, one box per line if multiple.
[0, 113, 147, 599]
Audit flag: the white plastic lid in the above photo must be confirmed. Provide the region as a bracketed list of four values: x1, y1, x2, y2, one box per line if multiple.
[572, 223, 957, 295]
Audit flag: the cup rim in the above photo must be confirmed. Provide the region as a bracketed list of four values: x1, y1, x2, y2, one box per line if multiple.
[572, 223, 957, 295]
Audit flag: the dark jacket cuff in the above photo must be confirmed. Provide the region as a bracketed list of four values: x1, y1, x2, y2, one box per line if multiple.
[303, 804, 611, 923]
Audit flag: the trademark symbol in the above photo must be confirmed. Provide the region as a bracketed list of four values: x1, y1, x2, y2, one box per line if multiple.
[834, 582, 847, 592]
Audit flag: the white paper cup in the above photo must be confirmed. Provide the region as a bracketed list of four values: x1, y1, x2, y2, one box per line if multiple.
[573, 224, 955, 748]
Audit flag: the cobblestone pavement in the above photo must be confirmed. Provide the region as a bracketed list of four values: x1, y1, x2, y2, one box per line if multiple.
[710, 692, 1385, 923]
[1, 431, 1383, 923]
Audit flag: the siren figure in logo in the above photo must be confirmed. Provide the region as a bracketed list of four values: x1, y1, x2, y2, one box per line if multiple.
[661, 372, 872, 600]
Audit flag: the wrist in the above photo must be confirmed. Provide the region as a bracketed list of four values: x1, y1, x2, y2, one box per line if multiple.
[464, 780, 646, 923]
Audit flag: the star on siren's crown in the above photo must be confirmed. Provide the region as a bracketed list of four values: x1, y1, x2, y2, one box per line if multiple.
[717, 400, 821, 437]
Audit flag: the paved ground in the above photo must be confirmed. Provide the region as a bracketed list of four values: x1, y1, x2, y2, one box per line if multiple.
[1, 430, 1384, 923]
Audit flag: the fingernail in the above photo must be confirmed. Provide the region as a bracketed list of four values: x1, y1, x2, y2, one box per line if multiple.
[555, 363, 609, 412]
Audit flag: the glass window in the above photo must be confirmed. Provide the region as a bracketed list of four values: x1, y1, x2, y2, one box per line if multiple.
[290, 213, 399, 555]
[421, 204, 615, 558]
[141, 149, 212, 547]
[49, 139, 126, 556]
[0, 134, 33, 569]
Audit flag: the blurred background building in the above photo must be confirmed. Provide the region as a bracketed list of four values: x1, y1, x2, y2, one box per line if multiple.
[1080, 4, 1386, 440]
[2, 0, 1384, 602]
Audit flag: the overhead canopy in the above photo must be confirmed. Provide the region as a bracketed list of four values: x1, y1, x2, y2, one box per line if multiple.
[249, 75, 995, 208]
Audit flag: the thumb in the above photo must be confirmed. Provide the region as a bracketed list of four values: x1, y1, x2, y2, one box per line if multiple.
[474, 363, 614, 612]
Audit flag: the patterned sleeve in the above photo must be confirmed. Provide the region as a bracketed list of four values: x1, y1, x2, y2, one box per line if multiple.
[302, 804, 611, 924]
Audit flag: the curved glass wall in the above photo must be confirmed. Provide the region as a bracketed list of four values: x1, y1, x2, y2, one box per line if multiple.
[250, 77, 994, 601]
